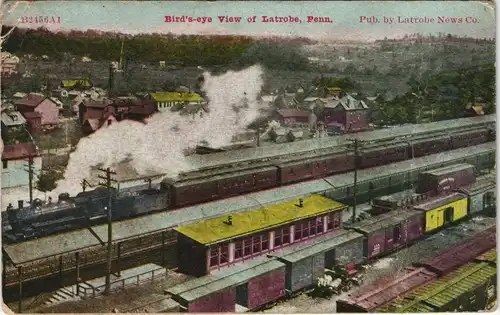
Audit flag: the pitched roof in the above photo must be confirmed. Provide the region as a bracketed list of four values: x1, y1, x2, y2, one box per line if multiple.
[325, 94, 369, 111]
[23, 111, 42, 119]
[276, 109, 310, 118]
[150, 92, 203, 103]
[15, 94, 46, 107]
[82, 99, 114, 108]
[1, 111, 27, 126]
[61, 79, 93, 89]
[175, 194, 346, 245]
[2, 143, 40, 160]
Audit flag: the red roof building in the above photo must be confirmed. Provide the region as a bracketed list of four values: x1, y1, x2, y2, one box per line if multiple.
[2, 143, 42, 189]
[274, 109, 310, 126]
[16, 94, 59, 127]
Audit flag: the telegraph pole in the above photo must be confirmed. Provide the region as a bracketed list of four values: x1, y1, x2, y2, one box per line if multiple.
[80, 179, 93, 192]
[98, 167, 117, 295]
[24, 155, 34, 205]
[349, 139, 361, 224]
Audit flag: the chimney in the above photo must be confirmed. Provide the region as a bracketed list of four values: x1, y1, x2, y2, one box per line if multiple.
[298, 198, 304, 208]
[224, 215, 233, 226]
[18, 200, 24, 209]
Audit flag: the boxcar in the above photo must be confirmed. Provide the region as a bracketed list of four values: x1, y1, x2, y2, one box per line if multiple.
[378, 256, 497, 313]
[415, 227, 497, 276]
[346, 210, 424, 260]
[416, 163, 476, 195]
[275, 231, 364, 294]
[167, 258, 286, 312]
[412, 192, 468, 233]
[336, 267, 437, 313]
[457, 175, 496, 214]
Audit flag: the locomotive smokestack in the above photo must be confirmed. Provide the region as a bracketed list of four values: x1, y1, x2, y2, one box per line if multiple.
[18, 200, 24, 209]
[298, 198, 303, 208]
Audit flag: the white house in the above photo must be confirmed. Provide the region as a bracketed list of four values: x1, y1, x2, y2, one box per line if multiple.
[1, 143, 42, 189]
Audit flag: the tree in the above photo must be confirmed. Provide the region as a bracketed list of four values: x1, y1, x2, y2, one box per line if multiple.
[36, 169, 58, 192]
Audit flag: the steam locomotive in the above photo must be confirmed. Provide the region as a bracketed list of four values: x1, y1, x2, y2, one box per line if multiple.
[2, 121, 495, 243]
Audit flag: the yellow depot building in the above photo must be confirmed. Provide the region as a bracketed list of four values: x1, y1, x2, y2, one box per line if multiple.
[175, 194, 346, 276]
[413, 192, 468, 232]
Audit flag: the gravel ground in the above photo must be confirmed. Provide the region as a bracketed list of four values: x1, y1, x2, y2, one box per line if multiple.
[9, 216, 495, 314]
[264, 216, 496, 313]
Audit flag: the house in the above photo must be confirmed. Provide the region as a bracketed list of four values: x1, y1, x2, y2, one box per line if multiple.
[82, 112, 118, 135]
[12, 92, 27, 99]
[15, 94, 59, 128]
[60, 79, 93, 90]
[465, 103, 485, 117]
[259, 94, 278, 106]
[274, 109, 310, 126]
[322, 94, 371, 132]
[79, 97, 155, 134]
[150, 92, 205, 112]
[1, 111, 27, 132]
[23, 112, 42, 134]
[78, 99, 114, 125]
[1, 143, 42, 189]
[1, 52, 20, 77]
[1, 111, 29, 143]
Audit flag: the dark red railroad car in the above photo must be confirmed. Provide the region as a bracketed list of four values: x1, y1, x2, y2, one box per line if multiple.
[359, 143, 408, 169]
[336, 267, 438, 313]
[415, 226, 496, 276]
[165, 166, 278, 207]
[411, 136, 452, 158]
[187, 288, 236, 313]
[416, 163, 476, 195]
[347, 210, 424, 259]
[239, 267, 286, 310]
[450, 129, 489, 149]
[276, 154, 354, 184]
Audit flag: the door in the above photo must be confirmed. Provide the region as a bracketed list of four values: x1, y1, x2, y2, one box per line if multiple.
[393, 224, 402, 248]
[444, 207, 454, 225]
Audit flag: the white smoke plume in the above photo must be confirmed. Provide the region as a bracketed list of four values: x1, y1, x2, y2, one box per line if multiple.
[52, 65, 265, 197]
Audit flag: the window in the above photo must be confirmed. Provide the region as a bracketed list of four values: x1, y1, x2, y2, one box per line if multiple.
[327, 213, 341, 231]
[209, 247, 218, 267]
[209, 243, 230, 268]
[2, 160, 7, 169]
[107, 119, 112, 126]
[234, 241, 243, 260]
[274, 226, 291, 249]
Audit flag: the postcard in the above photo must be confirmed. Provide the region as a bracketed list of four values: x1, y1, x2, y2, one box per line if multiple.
[0, 1, 496, 313]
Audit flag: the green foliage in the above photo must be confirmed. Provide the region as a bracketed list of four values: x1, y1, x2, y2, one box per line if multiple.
[234, 43, 310, 71]
[36, 169, 59, 192]
[373, 63, 495, 126]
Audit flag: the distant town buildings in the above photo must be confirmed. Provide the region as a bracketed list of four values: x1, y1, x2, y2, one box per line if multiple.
[0, 52, 20, 77]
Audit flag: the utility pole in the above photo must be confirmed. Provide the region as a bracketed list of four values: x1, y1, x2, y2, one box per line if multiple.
[348, 139, 361, 224]
[98, 167, 117, 295]
[80, 179, 93, 192]
[24, 155, 34, 205]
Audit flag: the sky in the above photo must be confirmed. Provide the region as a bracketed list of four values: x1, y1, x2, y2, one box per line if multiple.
[1, 1, 496, 41]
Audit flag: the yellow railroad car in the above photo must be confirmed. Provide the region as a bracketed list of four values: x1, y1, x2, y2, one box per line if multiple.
[413, 193, 468, 233]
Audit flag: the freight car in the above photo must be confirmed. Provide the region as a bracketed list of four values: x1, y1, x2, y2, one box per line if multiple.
[377, 249, 497, 313]
[2, 121, 495, 242]
[166, 195, 496, 313]
[336, 227, 496, 313]
[416, 163, 476, 195]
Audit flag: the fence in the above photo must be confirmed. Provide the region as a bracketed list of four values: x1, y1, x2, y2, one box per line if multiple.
[76, 267, 166, 298]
